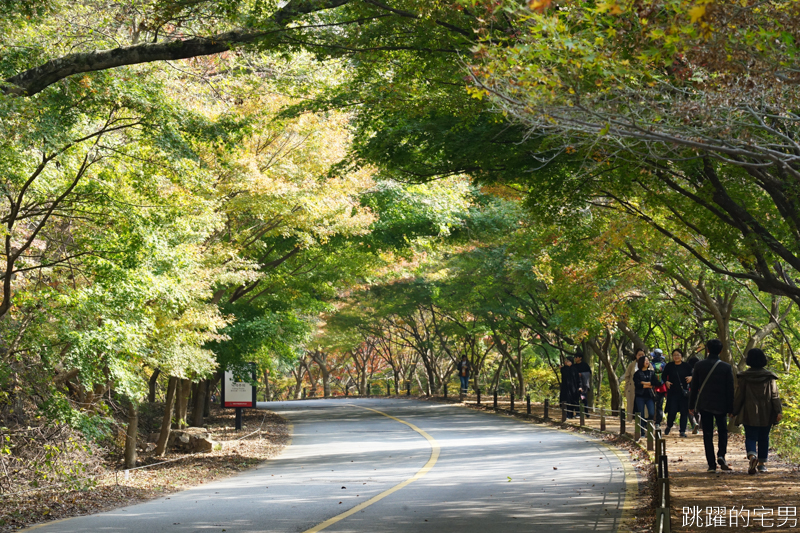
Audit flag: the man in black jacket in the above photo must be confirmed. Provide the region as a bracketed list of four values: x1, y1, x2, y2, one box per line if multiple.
[560, 356, 580, 418]
[573, 352, 592, 417]
[689, 339, 735, 472]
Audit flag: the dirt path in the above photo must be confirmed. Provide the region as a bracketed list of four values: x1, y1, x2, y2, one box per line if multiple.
[665, 429, 800, 532]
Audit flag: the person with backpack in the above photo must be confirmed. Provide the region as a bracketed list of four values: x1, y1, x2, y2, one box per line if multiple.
[662, 349, 692, 437]
[689, 339, 735, 473]
[651, 348, 667, 425]
[733, 348, 783, 474]
[457, 355, 472, 395]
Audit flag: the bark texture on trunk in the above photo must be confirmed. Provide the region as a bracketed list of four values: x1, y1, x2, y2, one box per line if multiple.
[176, 378, 191, 428]
[154, 376, 178, 456]
[148, 368, 160, 403]
[124, 400, 139, 469]
[203, 379, 213, 417]
[191, 379, 207, 427]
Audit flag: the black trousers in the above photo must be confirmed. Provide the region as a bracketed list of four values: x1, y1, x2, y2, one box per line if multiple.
[666, 392, 689, 433]
[579, 396, 590, 417]
[700, 411, 728, 469]
[654, 393, 664, 424]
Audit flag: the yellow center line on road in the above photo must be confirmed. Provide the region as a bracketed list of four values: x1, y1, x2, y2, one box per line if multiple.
[302, 404, 440, 533]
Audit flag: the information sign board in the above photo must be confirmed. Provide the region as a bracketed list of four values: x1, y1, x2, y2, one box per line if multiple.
[221, 363, 257, 408]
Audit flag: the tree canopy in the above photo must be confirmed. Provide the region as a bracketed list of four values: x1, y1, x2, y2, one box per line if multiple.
[6, 0, 800, 489]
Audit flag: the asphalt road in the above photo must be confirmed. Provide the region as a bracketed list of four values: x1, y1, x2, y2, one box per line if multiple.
[26, 399, 632, 533]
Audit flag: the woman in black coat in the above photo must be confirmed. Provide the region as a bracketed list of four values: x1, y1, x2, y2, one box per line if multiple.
[560, 356, 580, 418]
[634, 357, 660, 440]
[662, 349, 693, 437]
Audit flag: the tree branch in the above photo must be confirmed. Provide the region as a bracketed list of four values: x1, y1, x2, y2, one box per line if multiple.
[3, 0, 352, 96]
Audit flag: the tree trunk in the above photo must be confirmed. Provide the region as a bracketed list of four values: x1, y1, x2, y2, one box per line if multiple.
[191, 379, 207, 427]
[175, 379, 182, 427]
[321, 365, 331, 398]
[359, 369, 367, 396]
[414, 372, 425, 396]
[588, 337, 621, 411]
[264, 370, 271, 401]
[293, 365, 306, 399]
[176, 378, 191, 428]
[203, 378, 213, 417]
[309, 350, 332, 398]
[618, 322, 647, 352]
[490, 357, 506, 392]
[189, 381, 199, 414]
[124, 400, 139, 469]
[154, 376, 178, 456]
[148, 368, 160, 403]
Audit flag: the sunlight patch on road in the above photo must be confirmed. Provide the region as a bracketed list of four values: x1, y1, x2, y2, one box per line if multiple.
[301, 404, 440, 533]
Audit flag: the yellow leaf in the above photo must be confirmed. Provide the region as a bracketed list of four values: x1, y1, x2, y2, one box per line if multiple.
[688, 4, 706, 23]
[529, 0, 552, 12]
[597, 1, 622, 13]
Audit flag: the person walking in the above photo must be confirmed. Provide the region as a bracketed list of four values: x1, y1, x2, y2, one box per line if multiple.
[733, 348, 783, 475]
[633, 356, 660, 440]
[623, 348, 646, 422]
[573, 352, 592, 416]
[457, 355, 472, 395]
[560, 356, 579, 418]
[651, 348, 667, 426]
[663, 349, 692, 437]
[687, 349, 702, 433]
[689, 339, 735, 473]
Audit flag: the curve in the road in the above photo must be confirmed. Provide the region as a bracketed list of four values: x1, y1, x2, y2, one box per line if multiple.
[19, 398, 634, 533]
[302, 404, 440, 533]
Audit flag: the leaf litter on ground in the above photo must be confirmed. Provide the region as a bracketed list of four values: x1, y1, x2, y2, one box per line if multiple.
[0, 408, 289, 532]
